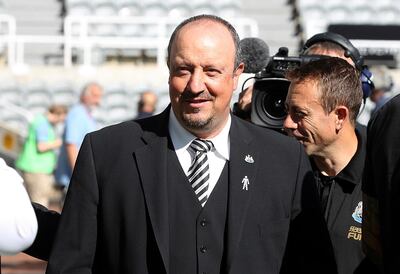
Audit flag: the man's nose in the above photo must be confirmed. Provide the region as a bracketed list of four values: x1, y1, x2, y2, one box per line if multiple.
[187, 70, 206, 93]
[283, 114, 297, 133]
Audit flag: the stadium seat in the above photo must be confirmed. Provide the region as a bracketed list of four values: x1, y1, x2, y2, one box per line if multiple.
[376, 6, 400, 24]
[300, 4, 325, 19]
[118, 23, 143, 37]
[216, 0, 242, 18]
[0, 82, 22, 106]
[117, 0, 142, 37]
[349, 5, 374, 23]
[90, 0, 118, 36]
[22, 82, 51, 115]
[327, 6, 351, 24]
[165, 0, 192, 18]
[105, 105, 132, 125]
[341, 0, 365, 12]
[143, 0, 167, 17]
[191, 0, 217, 15]
[373, 0, 393, 10]
[142, 0, 168, 37]
[66, 0, 92, 16]
[117, 0, 142, 16]
[102, 84, 129, 109]
[92, 107, 108, 128]
[65, 0, 93, 35]
[50, 82, 78, 107]
[297, 0, 321, 11]
[300, 5, 327, 37]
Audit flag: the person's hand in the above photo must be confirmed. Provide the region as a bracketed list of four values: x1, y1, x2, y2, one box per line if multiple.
[237, 84, 254, 113]
[54, 138, 63, 148]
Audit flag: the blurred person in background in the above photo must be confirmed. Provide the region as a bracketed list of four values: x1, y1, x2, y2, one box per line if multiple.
[135, 90, 158, 119]
[284, 57, 375, 274]
[55, 82, 103, 188]
[0, 157, 38, 256]
[357, 65, 393, 126]
[15, 104, 67, 208]
[368, 65, 393, 113]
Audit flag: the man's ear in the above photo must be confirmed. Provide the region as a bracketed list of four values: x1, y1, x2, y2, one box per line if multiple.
[233, 62, 245, 90]
[334, 105, 349, 131]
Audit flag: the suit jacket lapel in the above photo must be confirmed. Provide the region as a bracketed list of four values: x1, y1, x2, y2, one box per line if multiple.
[225, 117, 260, 270]
[133, 108, 170, 273]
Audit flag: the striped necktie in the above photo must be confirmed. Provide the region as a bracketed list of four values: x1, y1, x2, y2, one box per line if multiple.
[187, 138, 214, 207]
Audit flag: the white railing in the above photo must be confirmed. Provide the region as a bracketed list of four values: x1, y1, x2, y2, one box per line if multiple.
[0, 15, 259, 69]
[0, 14, 16, 67]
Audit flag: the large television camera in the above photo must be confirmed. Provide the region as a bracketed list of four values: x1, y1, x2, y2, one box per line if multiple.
[250, 47, 325, 129]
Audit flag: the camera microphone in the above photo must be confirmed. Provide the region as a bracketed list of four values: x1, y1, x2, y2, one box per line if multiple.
[232, 37, 270, 120]
[239, 37, 270, 73]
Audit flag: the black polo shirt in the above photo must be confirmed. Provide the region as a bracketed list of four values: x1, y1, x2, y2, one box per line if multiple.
[311, 129, 370, 274]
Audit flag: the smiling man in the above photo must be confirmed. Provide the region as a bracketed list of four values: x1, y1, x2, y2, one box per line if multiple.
[167, 17, 240, 139]
[46, 15, 335, 274]
[284, 57, 374, 274]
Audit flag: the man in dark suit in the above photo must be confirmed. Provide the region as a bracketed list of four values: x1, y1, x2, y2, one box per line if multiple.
[46, 14, 336, 274]
[363, 94, 400, 274]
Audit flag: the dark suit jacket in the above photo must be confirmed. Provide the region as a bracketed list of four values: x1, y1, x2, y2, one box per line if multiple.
[46, 107, 336, 274]
[24, 203, 60, 261]
[363, 94, 400, 274]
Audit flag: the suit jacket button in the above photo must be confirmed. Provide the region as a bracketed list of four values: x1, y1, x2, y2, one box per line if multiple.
[200, 219, 207, 227]
[200, 246, 207, 253]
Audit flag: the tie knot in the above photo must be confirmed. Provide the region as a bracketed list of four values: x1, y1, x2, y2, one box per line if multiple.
[190, 138, 214, 153]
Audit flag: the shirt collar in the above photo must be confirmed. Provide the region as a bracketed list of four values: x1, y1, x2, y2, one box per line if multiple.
[335, 128, 366, 185]
[311, 128, 366, 186]
[168, 109, 230, 161]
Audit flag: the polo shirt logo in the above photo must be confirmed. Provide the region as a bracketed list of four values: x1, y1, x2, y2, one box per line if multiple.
[352, 201, 363, 224]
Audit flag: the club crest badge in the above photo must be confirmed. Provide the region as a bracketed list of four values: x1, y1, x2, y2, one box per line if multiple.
[244, 155, 254, 163]
[352, 201, 362, 224]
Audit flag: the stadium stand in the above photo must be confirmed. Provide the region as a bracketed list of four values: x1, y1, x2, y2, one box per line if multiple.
[166, 0, 192, 18]
[50, 81, 78, 107]
[22, 81, 52, 115]
[0, 0, 399, 193]
[0, 81, 22, 106]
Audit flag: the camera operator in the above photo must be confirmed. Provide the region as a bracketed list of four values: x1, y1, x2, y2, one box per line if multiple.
[284, 57, 374, 274]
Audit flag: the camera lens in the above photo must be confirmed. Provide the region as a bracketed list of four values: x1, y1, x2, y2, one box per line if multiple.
[262, 91, 287, 119]
[251, 78, 290, 129]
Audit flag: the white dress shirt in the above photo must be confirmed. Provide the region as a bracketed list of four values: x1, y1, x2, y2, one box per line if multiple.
[0, 158, 38, 255]
[169, 109, 230, 204]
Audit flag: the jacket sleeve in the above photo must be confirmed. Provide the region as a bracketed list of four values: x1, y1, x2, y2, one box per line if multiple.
[280, 143, 337, 274]
[24, 203, 60, 261]
[46, 134, 99, 274]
